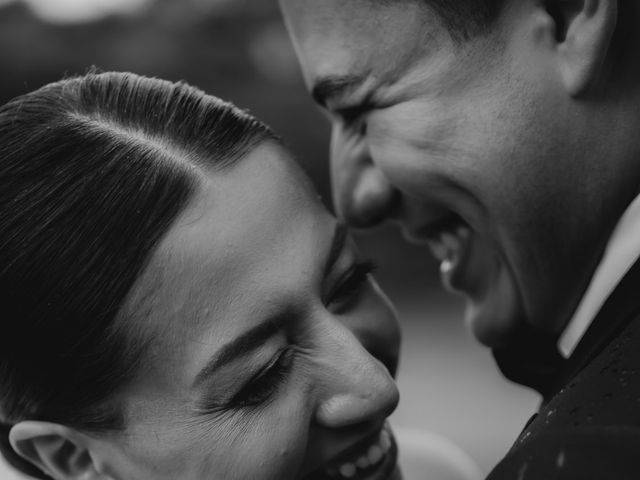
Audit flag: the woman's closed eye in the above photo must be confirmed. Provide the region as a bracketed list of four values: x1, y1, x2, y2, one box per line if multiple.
[227, 347, 295, 409]
[231, 260, 377, 407]
[325, 260, 377, 312]
[198, 258, 377, 415]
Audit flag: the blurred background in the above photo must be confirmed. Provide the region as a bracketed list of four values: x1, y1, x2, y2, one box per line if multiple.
[0, 0, 539, 476]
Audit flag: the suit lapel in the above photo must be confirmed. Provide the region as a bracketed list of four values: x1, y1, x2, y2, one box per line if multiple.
[493, 255, 640, 405]
[548, 255, 640, 402]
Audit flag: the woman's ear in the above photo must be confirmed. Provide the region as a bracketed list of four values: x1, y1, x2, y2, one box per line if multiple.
[544, 0, 618, 96]
[9, 421, 111, 479]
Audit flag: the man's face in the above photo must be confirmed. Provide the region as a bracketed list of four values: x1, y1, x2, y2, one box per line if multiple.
[280, 0, 616, 347]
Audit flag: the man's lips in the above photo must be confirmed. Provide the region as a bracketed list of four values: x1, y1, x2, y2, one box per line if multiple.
[302, 423, 398, 480]
[403, 214, 474, 293]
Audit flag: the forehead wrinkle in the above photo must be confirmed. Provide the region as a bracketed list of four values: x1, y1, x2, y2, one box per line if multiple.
[301, 2, 445, 102]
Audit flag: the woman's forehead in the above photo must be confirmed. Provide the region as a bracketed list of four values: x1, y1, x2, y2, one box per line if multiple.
[121, 144, 331, 385]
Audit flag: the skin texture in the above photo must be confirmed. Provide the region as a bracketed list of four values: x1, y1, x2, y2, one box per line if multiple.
[84, 144, 403, 479]
[279, 0, 640, 347]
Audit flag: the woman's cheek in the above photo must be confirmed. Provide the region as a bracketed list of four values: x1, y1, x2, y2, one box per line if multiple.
[220, 382, 313, 479]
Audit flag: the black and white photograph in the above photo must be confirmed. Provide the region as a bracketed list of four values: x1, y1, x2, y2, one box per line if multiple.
[1, 0, 639, 478]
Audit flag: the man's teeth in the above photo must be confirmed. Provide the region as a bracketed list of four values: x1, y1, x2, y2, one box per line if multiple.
[428, 225, 471, 266]
[440, 258, 453, 274]
[326, 428, 392, 479]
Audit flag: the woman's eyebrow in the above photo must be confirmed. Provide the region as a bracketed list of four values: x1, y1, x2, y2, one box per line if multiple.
[192, 319, 281, 389]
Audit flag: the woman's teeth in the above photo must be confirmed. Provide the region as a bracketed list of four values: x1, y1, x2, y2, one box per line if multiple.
[325, 428, 392, 479]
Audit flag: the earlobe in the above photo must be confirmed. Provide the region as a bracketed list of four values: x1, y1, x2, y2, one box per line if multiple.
[9, 421, 104, 479]
[547, 0, 618, 96]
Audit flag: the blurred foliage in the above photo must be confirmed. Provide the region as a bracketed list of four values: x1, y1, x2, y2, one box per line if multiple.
[0, 0, 443, 302]
[0, 0, 332, 192]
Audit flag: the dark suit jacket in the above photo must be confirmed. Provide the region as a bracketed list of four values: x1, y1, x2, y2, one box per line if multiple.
[487, 256, 640, 479]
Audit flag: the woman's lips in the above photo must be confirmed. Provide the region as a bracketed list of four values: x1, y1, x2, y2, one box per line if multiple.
[325, 425, 393, 479]
[304, 423, 399, 480]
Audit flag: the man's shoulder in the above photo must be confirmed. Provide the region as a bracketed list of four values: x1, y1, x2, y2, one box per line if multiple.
[488, 309, 640, 479]
[486, 424, 640, 480]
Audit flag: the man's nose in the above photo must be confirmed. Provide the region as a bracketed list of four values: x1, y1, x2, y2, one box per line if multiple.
[330, 126, 399, 228]
[314, 321, 400, 429]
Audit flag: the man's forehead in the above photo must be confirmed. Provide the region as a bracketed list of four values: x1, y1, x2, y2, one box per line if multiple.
[280, 0, 427, 40]
[280, 0, 419, 20]
[281, 0, 439, 86]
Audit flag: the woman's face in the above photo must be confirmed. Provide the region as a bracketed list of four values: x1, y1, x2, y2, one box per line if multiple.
[99, 143, 402, 480]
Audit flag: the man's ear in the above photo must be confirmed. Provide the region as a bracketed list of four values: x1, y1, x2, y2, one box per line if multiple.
[9, 421, 111, 479]
[544, 0, 617, 96]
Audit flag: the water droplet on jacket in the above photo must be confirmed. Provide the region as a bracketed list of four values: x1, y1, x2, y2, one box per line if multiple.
[517, 462, 529, 480]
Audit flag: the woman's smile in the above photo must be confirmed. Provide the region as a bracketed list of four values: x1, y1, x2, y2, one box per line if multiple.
[304, 423, 399, 480]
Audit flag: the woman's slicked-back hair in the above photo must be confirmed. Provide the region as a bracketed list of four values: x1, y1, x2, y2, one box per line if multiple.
[0, 71, 277, 478]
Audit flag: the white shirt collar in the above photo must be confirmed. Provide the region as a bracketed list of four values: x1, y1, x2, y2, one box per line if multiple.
[558, 191, 640, 358]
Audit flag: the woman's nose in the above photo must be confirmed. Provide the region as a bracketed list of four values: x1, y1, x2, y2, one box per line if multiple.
[330, 127, 399, 229]
[314, 323, 400, 429]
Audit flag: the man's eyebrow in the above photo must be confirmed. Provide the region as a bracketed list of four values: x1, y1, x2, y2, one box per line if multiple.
[324, 222, 348, 277]
[311, 74, 367, 108]
[192, 319, 281, 389]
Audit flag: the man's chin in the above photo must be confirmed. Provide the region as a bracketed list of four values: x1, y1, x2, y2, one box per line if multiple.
[464, 295, 523, 349]
[457, 254, 524, 348]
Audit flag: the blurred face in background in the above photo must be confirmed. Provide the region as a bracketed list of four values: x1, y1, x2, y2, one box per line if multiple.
[280, 0, 622, 347]
[96, 144, 402, 480]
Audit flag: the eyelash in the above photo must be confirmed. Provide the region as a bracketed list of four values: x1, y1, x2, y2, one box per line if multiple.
[326, 260, 377, 309]
[228, 347, 295, 409]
